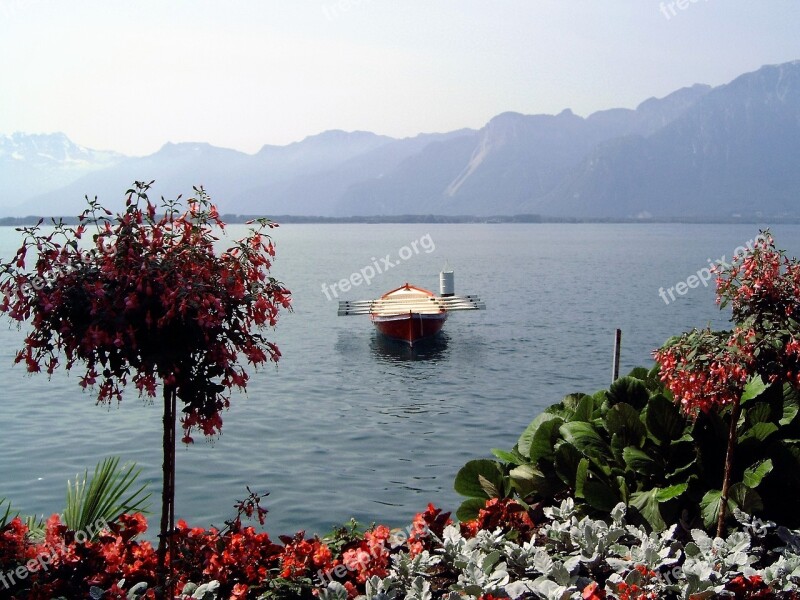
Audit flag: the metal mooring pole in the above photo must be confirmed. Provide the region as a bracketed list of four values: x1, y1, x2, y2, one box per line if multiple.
[612, 329, 622, 383]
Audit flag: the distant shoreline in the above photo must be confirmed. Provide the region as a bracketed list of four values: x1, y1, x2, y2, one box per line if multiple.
[0, 214, 796, 226]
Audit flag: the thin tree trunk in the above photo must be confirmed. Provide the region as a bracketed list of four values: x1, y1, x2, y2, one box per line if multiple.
[157, 384, 177, 599]
[717, 396, 742, 538]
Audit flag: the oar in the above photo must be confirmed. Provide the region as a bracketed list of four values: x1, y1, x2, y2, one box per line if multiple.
[338, 299, 485, 316]
[338, 296, 484, 307]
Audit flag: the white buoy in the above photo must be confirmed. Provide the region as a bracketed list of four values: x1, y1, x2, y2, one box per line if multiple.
[440, 267, 454, 297]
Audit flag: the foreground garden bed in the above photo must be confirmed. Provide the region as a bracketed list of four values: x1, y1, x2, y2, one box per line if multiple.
[2, 493, 800, 599]
[3, 192, 800, 599]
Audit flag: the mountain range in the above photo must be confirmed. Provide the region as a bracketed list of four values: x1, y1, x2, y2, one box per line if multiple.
[3, 60, 799, 219]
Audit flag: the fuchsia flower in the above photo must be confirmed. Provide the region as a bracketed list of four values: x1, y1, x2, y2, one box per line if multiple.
[0, 182, 291, 442]
[654, 232, 800, 415]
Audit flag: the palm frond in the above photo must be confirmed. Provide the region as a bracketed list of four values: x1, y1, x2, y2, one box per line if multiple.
[0, 497, 16, 528]
[24, 514, 46, 540]
[64, 456, 151, 538]
[1, 497, 46, 539]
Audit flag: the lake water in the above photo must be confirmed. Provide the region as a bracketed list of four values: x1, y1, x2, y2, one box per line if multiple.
[1, 222, 797, 538]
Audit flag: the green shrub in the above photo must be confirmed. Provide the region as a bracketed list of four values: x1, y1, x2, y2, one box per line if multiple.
[455, 366, 800, 533]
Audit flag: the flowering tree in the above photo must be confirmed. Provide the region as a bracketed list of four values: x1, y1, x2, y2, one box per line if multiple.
[653, 231, 800, 536]
[0, 181, 291, 596]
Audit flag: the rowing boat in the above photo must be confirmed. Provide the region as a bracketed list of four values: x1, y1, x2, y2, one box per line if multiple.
[337, 270, 485, 346]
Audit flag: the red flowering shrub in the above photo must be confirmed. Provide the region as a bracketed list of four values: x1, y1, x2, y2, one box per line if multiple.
[614, 581, 657, 600]
[406, 503, 452, 556]
[459, 498, 536, 541]
[278, 531, 333, 580]
[653, 326, 755, 414]
[0, 181, 291, 441]
[723, 574, 774, 599]
[0, 512, 157, 599]
[0, 501, 291, 599]
[170, 520, 283, 590]
[654, 232, 800, 416]
[0, 518, 35, 573]
[340, 524, 392, 585]
[652, 232, 800, 536]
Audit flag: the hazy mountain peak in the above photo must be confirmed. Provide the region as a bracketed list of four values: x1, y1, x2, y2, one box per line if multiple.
[5, 59, 800, 219]
[635, 83, 712, 113]
[0, 131, 123, 165]
[299, 129, 385, 143]
[155, 141, 238, 156]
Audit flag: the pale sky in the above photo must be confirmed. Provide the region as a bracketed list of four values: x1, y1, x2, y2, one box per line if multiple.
[2, 1, 799, 156]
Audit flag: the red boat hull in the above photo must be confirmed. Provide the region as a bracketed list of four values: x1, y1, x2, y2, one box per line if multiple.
[371, 312, 448, 346]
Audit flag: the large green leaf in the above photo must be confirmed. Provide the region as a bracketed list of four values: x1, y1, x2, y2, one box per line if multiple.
[491, 448, 521, 464]
[623, 446, 659, 477]
[745, 403, 773, 426]
[664, 439, 699, 480]
[743, 459, 773, 489]
[527, 417, 565, 463]
[630, 489, 666, 531]
[454, 459, 504, 499]
[729, 482, 764, 514]
[508, 464, 559, 499]
[559, 421, 611, 460]
[655, 482, 688, 502]
[629, 484, 687, 531]
[456, 498, 489, 522]
[645, 394, 687, 443]
[699, 484, 759, 531]
[605, 402, 646, 447]
[627, 367, 651, 382]
[574, 458, 590, 498]
[562, 393, 591, 415]
[781, 385, 800, 426]
[616, 475, 630, 504]
[478, 474, 501, 498]
[517, 413, 560, 459]
[584, 477, 621, 512]
[700, 489, 724, 530]
[610, 433, 628, 464]
[554, 442, 583, 487]
[741, 375, 768, 405]
[608, 376, 650, 410]
[570, 395, 595, 423]
[740, 422, 778, 443]
[544, 394, 590, 421]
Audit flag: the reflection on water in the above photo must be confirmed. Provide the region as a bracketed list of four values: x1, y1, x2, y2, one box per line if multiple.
[2, 223, 778, 537]
[369, 332, 450, 363]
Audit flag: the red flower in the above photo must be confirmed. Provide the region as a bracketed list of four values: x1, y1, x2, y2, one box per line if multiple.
[280, 533, 333, 579]
[407, 503, 452, 555]
[615, 581, 657, 600]
[340, 525, 391, 585]
[582, 582, 606, 600]
[725, 574, 772, 598]
[460, 498, 536, 541]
